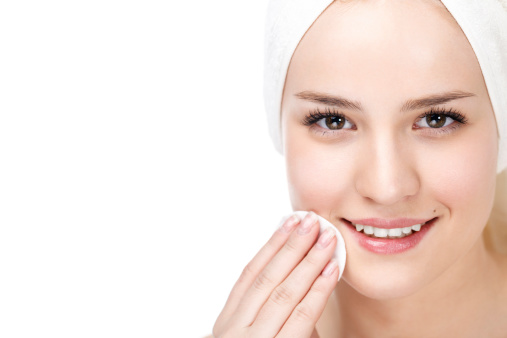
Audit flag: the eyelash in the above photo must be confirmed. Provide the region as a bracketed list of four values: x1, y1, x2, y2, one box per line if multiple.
[302, 106, 468, 135]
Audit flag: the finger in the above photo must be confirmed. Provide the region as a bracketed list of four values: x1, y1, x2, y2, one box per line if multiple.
[277, 259, 340, 338]
[214, 214, 301, 330]
[251, 229, 337, 336]
[233, 212, 321, 327]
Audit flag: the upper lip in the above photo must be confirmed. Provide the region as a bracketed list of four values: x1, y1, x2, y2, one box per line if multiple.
[344, 217, 436, 229]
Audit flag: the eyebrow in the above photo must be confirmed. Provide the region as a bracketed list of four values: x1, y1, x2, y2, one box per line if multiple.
[295, 91, 363, 110]
[295, 90, 476, 112]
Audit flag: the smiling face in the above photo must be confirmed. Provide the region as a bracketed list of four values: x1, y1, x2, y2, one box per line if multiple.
[281, 0, 499, 299]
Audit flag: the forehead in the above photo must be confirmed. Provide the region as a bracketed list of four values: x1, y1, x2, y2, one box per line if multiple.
[285, 0, 486, 105]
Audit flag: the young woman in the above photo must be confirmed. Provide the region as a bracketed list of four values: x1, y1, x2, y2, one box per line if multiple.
[211, 0, 507, 336]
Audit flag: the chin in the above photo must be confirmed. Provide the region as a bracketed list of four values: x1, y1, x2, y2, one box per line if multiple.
[340, 260, 431, 300]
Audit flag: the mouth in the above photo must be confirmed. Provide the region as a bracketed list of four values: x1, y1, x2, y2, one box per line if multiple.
[342, 217, 438, 239]
[341, 217, 439, 254]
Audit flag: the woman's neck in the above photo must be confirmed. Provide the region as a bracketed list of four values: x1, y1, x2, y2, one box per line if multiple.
[331, 237, 507, 337]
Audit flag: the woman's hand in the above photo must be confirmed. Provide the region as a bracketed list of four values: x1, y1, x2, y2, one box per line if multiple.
[212, 212, 339, 338]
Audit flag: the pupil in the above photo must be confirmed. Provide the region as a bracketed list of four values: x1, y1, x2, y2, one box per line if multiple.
[426, 114, 446, 128]
[325, 116, 345, 130]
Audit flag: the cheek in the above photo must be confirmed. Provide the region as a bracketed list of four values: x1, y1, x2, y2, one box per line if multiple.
[285, 128, 497, 221]
[421, 128, 497, 217]
[285, 129, 357, 212]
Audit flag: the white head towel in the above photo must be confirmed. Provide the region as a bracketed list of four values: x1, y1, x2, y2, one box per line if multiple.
[264, 0, 507, 174]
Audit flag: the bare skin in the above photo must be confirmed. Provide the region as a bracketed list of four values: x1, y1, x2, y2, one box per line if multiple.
[315, 244, 507, 337]
[211, 0, 507, 337]
[283, 0, 507, 337]
[211, 213, 340, 337]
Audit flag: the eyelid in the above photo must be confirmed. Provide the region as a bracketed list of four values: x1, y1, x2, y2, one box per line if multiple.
[302, 107, 354, 127]
[415, 106, 467, 122]
[414, 107, 468, 132]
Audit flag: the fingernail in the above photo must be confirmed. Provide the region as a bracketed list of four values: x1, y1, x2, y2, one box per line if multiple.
[316, 228, 336, 249]
[278, 214, 300, 233]
[322, 259, 338, 277]
[298, 212, 318, 235]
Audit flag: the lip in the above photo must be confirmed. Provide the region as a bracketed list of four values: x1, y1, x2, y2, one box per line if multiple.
[342, 217, 438, 254]
[346, 218, 431, 229]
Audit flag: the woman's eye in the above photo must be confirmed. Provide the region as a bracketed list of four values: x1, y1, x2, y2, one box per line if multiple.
[316, 116, 354, 130]
[304, 108, 467, 134]
[415, 113, 454, 129]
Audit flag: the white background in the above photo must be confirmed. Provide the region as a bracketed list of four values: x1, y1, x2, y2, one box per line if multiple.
[0, 1, 292, 337]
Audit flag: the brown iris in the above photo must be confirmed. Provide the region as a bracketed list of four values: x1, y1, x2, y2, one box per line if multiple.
[325, 116, 346, 130]
[426, 114, 447, 128]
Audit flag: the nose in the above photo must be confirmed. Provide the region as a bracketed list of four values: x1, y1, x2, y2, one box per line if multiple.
[354, 134, 420, 206]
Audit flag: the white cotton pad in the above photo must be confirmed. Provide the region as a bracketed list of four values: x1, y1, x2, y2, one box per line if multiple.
[279, 211, 347, 281]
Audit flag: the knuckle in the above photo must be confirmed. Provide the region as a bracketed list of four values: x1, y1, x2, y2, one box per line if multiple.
[303, 254, 319, 267]
[252, 271, 274, 291]
[238, 263, 256, 285]
[270, 284, 294, 305]
[293, 303, 315, 322]
[311, 280, 329, 295]
[284, 238, 300, 253]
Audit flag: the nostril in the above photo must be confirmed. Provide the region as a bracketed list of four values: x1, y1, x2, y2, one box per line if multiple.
[355, 168, 420, 206]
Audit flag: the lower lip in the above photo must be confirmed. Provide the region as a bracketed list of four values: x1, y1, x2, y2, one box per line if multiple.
[343, 218, 437, 254]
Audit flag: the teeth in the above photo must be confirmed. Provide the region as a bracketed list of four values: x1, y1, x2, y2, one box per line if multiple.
[388, 228, 402, 237]
[352, 222, 426, 238]
[402, 226, 412, 234]
[412, 224, 422, 231]
[373, 228, 388, 238]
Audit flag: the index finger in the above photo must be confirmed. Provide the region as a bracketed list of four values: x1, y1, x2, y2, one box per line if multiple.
[215, 214, 301, 324]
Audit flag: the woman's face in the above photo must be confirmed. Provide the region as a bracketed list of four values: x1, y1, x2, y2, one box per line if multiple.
[282, 0, 498, 299]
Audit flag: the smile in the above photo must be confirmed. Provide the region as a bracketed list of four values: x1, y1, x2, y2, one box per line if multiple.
[341, 217, 439, 254]
[350, 221, 430, 239]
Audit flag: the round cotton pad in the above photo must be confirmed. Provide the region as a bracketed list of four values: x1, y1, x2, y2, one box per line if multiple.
[279, 211, 347, 281]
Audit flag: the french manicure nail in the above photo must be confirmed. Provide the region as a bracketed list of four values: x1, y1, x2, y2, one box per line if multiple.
[298, 212, 318, 235]
[279, 214, 300, 233]
[322, 259, 338, 277]
[316, 228, 336, 249]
